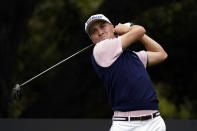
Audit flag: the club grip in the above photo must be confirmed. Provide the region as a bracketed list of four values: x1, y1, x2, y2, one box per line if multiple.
[123, 22, 134, 27]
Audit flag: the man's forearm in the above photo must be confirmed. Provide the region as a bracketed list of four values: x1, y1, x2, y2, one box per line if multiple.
[115, 25, 146, 50]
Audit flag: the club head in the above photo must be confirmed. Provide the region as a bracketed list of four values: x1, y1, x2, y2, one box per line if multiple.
[12, 84, 23, 100]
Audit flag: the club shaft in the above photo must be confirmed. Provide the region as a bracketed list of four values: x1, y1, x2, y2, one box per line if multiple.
[20, 44, 94, 87]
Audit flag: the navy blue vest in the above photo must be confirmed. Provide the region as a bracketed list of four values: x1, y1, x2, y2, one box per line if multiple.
[91, 50, 158, 111]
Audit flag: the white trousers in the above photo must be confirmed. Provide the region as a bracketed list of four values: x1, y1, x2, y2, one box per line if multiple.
[110, 116, 166, 131]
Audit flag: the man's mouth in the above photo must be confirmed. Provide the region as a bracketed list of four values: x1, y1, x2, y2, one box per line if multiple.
[100, 36, 106, 40]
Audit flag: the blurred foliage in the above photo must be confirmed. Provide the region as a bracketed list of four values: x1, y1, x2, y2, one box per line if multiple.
[155, 83, 193, 119]
[9, 0, 105, 118]
[70, 0, 104, 16]
[5, 0, 197, 119]
[129, 0, 197, 119]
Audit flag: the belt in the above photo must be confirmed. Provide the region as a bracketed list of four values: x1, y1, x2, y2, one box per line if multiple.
[113, 111, 160, 121]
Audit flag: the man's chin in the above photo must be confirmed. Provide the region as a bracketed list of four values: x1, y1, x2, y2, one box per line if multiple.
[100, 37, 108, 41]
[95, 37, 108, 43]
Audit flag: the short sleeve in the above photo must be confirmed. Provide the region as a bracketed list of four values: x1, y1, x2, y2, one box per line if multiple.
[93, 37, 123, 67]
[134, 50, 148, 68]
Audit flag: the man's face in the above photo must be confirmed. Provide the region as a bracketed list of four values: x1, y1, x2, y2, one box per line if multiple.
[89, 20, 115, 44]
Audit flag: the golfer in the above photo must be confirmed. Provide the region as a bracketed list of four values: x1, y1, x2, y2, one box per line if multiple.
[85, 14, 167, 131]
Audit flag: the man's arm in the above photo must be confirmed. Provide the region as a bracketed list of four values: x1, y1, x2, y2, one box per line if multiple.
[140, 34, 168, 66]
[114, 24, 146, 50]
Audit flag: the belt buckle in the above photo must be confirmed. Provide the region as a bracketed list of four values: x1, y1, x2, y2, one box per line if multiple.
[151, 114, 153, 119]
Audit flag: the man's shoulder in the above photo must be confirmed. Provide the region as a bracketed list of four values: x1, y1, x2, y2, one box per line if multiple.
[93, 37, 123, 67]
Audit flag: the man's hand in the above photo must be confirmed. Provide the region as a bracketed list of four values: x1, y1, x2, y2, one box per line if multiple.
[114, 23, 131, 35]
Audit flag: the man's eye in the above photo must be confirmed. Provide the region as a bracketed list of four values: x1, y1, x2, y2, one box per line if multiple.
[100, 24, 105, 28]
[91, 29, 96, 35]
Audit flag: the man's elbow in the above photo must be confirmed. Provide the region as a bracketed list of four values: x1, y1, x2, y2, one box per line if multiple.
[162, 52, 168, 61]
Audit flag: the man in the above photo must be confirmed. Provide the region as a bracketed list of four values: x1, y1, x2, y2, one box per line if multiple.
[85, 14, 167, 131]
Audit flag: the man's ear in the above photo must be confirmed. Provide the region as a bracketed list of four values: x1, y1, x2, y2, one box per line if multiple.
[112, 25, 118, 37]
[111, 24, 115, 32]
[112, 24, 115, 29]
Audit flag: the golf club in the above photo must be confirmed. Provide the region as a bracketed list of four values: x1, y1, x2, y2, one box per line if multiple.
[12, 43, 94, 100]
